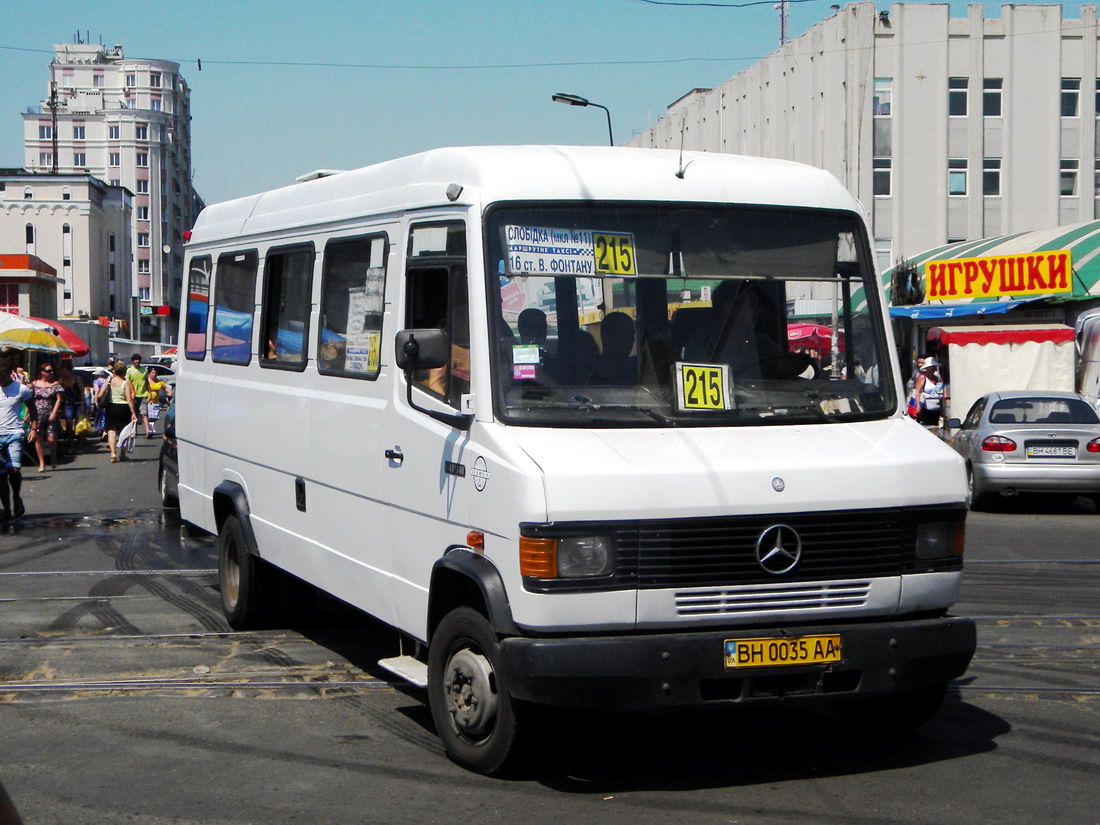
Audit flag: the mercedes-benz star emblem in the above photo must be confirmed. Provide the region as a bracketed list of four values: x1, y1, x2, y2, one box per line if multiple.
[755, 524, 802, 575]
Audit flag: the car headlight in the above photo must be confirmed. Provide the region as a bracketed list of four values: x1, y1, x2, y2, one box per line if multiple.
[915, 521, 966, 560]
[519, 535, 614, 579]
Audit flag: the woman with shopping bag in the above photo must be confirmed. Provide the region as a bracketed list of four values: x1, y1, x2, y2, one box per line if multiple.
[96, 361, 136, 463]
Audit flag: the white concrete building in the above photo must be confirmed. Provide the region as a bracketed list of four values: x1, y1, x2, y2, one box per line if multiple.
[21, 42, 203, 340]
[0, 169, 132, 325]
[628, 2, 1100, 274]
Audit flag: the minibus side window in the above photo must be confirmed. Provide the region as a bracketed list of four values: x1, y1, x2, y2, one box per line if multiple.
[211, 250, 258, 365]
[406, 222, 469, 408]
[184, 255, 211, 361]
[317, 234, 388, 379]
[260, 243, 314, 371]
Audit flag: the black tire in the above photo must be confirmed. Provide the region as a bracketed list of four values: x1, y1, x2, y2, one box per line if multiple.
[158, 463, 178, 508]
[427, 607, 520, 775]
[966, 466, 987, 511]
[217, 514, 279, 630]
[831, 682, 948, 736]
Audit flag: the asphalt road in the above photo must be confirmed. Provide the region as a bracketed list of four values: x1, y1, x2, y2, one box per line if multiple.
[0, 436, 1097, 825]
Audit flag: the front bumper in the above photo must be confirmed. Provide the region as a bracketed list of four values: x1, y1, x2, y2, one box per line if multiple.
[497, 616, 975, 711]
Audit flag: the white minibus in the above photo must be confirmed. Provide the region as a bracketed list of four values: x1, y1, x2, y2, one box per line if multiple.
[177, 146, 975, 774]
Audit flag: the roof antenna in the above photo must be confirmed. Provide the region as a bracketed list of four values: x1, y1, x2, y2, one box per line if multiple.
[675, 116, 687, 179]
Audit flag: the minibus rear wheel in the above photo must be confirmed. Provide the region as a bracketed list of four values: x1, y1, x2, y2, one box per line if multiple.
[217, 514, 278, 630]
[427, 607, 520, 775]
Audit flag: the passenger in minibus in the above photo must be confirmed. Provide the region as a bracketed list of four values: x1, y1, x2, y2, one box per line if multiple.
[593, 311, 637, 385]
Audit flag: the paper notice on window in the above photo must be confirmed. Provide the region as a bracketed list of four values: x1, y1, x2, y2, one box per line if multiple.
[346, 331, 380, 374]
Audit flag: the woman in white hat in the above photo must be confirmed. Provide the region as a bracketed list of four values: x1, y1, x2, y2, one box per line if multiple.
[915, 356, 945, 426]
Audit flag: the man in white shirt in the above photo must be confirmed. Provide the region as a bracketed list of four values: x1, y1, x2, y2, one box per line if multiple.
[0, 348, 33, 520]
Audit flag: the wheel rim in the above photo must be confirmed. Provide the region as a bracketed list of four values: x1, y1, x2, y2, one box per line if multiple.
[442, 646, 499, 743]
[222, 539, 241, 608]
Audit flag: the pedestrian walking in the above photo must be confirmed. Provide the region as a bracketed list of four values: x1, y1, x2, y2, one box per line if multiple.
[90, 368, 109, 435]
[146, 367, 167, 437]
[97, 360, 137, 463]
[57, 361, 85, 455]
[126, 354, 151, 437]
[0, 348, 32, 520]
[29, 362, 62, 471]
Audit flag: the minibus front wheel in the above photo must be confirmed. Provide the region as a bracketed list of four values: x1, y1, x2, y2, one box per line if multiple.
[428, 607, 520, 775]
[217, 514, 278, 630]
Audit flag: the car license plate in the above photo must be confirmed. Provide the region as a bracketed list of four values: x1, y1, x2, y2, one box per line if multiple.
[1026, 445, 1075, 458]
[724, 634, 842, 669]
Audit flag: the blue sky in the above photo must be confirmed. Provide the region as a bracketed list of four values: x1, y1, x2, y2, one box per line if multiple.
[0, 0, 1087, 205]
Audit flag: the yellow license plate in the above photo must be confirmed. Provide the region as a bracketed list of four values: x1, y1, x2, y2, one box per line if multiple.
[724, 634, 842, 669]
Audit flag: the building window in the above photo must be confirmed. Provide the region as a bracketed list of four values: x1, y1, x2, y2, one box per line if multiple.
[1061, 159, 1079, 195]
[150, 72, 161, 88]
[138, 259, 151, 274]
[23, 187, 32, 200]
[123, 98, 135, 109]
[873, 157, 891, 196]
[25, 224, 34, 245]
[139, 286, 151, 302]
[949, 77, 968, 116]
[983, 158, 1001, 195]
[38, 153, 52, 168]
[108, 124, 120, 139]
[984, 78, 1002, 117]
[136, 179, 149, 194]
[137, 206, 149, 221]
[135, 124, 148, 140]
[73, 152, 86, 167]
[150, 97, 161, 112]
[136, 152, 148, 167]
[1062, 78, 1081, 117]
[948, 159, 968, 195]
[873, 77, 892, 116]
[73, 125, 85, 140]
[38, 124, 52, 139]
[1095, 159, 1100, 193]
[93, 74, 103, 87]
[125, 73, 136, 88]
[109, 233, 116, 253]
[62, 187, 71, 201]
[138, 232, 150, 247]
[109, 152, 120, 167]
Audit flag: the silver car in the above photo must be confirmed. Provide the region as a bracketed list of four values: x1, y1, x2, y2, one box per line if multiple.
[947, 391, 1100, 508]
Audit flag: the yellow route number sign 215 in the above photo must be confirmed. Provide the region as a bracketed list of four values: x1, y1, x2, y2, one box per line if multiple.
[674, 362, 732, 412]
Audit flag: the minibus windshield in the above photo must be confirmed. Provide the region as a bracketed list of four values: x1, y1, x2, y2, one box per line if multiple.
[486, 203, 894, 427]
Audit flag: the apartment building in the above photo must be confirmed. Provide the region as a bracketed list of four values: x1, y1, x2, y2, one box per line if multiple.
[0, 169, 132, 323]
[21, 42, 203, 340]
[628, 2, 1100, 274]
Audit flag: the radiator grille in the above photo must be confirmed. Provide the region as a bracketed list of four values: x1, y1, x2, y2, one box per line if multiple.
[522, 505, 964, 593]
[674, 579, 872, 616]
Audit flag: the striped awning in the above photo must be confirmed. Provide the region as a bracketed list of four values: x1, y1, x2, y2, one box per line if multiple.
[883, 219, 1100, 307]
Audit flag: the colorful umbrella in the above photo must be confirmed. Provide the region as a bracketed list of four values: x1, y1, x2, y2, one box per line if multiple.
[28, 317, 90, 357]
[0, 327, 75, 354]
[0, 313, 52, 334]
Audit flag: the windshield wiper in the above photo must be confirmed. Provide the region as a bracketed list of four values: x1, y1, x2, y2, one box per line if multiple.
[517, 398, 672, 425]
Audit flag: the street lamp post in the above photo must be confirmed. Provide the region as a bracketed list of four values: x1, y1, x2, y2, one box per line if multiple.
[552, 93, 614, 146]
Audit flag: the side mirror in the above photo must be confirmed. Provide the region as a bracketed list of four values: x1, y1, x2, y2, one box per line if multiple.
[946, 418, 962, 429]
[395, 328, 449, 371]
[393, 328, 472, 431]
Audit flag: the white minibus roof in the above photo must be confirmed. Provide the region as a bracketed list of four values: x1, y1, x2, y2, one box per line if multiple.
[188, 146, 862, 246]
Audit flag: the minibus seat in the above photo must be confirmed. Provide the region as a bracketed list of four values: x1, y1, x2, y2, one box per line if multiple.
[546, 329, 598, 385]
[670, 307, 715, 355]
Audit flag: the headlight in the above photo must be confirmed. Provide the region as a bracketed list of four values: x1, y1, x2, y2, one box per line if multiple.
[915, 521, 965, 560]
[519, 535, 614, 579]
[556, 536, 614, 578]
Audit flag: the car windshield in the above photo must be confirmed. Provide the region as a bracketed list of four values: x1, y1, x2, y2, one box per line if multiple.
[988, 397, 1100, 425]
[485, 203, 894, 427]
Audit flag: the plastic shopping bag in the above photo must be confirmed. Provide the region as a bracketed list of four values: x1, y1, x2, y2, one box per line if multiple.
[906, 394, 920, 419]
[118, 420, 137, 456]
[74, 415, 91, 436]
